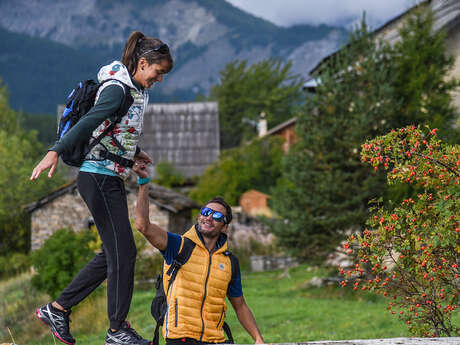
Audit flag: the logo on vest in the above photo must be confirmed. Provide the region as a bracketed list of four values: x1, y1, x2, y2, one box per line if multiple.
[109, 64, 121, 75]
[219, 263, 225, 270]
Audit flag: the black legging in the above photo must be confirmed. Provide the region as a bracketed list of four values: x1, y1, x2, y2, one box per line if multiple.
[56, 171, 137, 330]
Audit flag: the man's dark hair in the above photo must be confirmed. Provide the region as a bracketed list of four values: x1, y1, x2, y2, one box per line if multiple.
[205, 196, 232, 224]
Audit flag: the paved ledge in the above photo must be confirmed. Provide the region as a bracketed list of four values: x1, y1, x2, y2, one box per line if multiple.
[235, 338, 460, 345]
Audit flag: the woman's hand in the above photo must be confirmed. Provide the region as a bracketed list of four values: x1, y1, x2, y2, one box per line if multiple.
[30, 151, 59, 180]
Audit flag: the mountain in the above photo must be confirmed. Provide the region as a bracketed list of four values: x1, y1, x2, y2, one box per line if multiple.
[0, 0, 347, 114]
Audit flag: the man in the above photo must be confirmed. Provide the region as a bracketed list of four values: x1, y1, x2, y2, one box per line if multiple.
[133, 162, 265, 345]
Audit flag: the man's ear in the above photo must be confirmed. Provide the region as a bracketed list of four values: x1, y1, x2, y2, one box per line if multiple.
[222, 223, 229, 234]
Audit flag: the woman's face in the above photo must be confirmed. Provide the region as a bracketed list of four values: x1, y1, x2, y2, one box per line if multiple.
[133, 58, 170, 89]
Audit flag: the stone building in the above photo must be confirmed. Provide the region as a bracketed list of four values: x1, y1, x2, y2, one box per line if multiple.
[25, 176, 200, 250]
[306, 0, 460, 113]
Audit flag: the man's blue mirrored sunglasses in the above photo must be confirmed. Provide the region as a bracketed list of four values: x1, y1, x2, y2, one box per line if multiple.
[200, 207, 227, 223]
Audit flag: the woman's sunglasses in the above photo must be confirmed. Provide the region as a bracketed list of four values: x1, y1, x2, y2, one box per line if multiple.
[140, 44, 170, 57]
[200, 207, 227, 224]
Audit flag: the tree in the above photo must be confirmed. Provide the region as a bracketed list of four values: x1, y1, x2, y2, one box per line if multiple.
[391, 10, 459, 143]
[210, 59, 304, 149]
[270, 20, 396, 262]
[342, 125, 459, 337]
[154, 161, 186, 188]
[270, 9, 459, 263]
[190, 136, 283, 206]
[0, 80, 64, 253]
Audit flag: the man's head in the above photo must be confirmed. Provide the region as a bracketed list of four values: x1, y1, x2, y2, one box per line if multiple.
[197, 197, 232, 239]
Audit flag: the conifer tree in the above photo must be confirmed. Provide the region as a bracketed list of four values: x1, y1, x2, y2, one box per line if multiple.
[270, 9, 459, 262]
[392, 10, 459, 143]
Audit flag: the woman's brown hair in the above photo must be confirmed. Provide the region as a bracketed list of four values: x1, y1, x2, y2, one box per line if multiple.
[121, 31, 173, 76]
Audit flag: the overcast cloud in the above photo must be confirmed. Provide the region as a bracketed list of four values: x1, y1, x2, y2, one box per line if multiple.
[226, 0, 417, 29]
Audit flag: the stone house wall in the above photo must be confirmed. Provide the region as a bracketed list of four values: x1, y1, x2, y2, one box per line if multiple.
[31, 187, 170, 250]
[445, 22, 460, 113]
[374, 0, 460, 115]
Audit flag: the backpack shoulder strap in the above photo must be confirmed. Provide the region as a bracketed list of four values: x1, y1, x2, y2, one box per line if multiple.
[165, 237, 196, 291]
[224, 250, 238, 283]
[95, 79, 133, 124]
[85, 80, 135, 167]
[222, 250, 238, 344]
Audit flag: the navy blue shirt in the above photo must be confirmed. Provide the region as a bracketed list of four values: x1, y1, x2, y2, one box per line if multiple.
[161, 228, 243, 297]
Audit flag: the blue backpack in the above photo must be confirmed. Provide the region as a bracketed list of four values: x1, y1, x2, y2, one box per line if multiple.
[57, 79, 134, 167]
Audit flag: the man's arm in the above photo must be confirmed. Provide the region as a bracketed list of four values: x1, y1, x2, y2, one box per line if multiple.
[134, 167, 168, 251]
[229, 296, 265, 344]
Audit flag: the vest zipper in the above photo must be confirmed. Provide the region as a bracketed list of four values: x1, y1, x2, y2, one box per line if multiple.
[174, 298, 178, 327]
[199, 253, 213, 341]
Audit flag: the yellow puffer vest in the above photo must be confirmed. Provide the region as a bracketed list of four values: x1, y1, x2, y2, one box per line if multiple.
[163, 227, 233, 343]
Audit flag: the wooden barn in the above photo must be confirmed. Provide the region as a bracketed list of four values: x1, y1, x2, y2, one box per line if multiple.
[140, 101, 220, 178]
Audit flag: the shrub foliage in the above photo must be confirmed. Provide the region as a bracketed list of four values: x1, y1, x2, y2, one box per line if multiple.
[31, 228, 97, 299]
[342, 126, 459, 336]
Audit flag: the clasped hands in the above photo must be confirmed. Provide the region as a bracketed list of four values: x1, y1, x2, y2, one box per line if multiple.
[133, 150, 151, 179]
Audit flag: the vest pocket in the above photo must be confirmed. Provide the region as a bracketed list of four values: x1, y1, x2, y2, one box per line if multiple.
[174, 298, 178, 327]
[217, 306, 225, 329]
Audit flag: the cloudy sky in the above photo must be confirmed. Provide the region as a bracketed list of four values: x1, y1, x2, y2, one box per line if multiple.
[226, 0, 418, 29]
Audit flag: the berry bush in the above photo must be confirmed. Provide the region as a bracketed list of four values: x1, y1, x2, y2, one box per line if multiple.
[341, 125, 459, 336]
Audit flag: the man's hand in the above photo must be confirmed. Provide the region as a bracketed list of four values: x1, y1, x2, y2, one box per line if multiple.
[133, 160, 149, 178]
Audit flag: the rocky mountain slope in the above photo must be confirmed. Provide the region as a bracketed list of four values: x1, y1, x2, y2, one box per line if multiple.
[0, 0, 347, 113]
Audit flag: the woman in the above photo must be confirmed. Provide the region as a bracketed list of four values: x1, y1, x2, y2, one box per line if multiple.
[31, 31, 173, 345]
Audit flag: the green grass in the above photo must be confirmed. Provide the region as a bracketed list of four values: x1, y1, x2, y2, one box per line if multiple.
[226, 266, 410, 343]
[3, 265, 459, 344]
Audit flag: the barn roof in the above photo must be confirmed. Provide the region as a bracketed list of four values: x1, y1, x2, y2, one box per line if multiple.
[264, 117, 297, 137]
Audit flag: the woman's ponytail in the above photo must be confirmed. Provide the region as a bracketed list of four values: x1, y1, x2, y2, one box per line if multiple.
[122, 31, 146, 75]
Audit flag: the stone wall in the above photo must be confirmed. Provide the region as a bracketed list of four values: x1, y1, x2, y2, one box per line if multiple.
[446, 22, 460, 114]
[31, 188, 91, 250]
[126, 190, 169, 233]
[250, 255, 297, 272]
